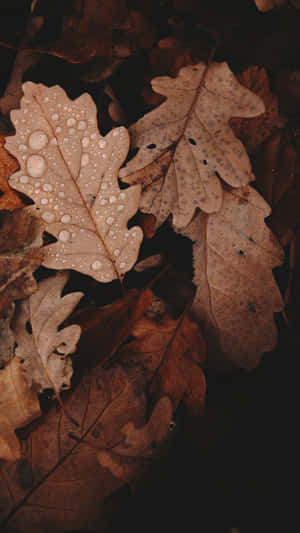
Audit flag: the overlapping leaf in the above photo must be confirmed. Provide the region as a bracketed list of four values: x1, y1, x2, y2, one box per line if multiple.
[6, 82, 143, 282]
[120, 62, 265, 228]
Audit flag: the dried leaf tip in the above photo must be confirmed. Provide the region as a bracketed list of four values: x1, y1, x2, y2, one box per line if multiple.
[6, 82, 143, 283]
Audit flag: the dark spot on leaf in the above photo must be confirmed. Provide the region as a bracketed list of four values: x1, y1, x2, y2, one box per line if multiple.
[61, 383, 68, 388]
[0, 365, 4, 370]
[238, 250, 244, 255]
[248, 302, 256, 313]
[20, 359, 24, 364]
[147, 143, 156, 149]
[203, 160, 208, 165]
[188, 138, 196, 145]
[25, 320, 32, 334]
[0, 189, 4, 197]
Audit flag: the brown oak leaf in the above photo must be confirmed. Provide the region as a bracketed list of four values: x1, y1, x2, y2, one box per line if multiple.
[0, 136, 23, 210]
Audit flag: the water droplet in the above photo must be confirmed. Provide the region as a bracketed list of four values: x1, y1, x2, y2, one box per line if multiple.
[100, 199, 107, 205]
[55, 126, 62, 134]
[52, 113, 59, 121]
[106, 216, 114, 225]
[29, 131, 48, 150]
[120, 262, 126, 269]
[102, 153, 107, 159]
[67, 118, 76, 127]
[117, 205, 124, 211]
[78, 120, 86, 130]
[119, 192, 125, 200]
[58, 191, 65, 198]
[98, 139, 106, 148]
[27, 155, 46, 178]
[61, 214, 71, 224]
[43, 183, 52, 192]
[20, 175, 29, 183]
[91, 260, 102, 271]
[90, 133, 97, 140]
[19, 144, 27, 152]
[68, 128, 76, 135]
[43, 97, 49, 102]
[63, 138, 69, 143]
[101, 183, 108, 190]
[50, 138, 58, 145]
[109, 195, 116, 203]
[113, 130, 119, 136]
[81, 154, 89, 166]
[58, 230, 70, 242]
[42, 211, 55, 223]
[41, 198, 48, 205]
[82, 137, 89, 148]
[114, 249, 120, 256]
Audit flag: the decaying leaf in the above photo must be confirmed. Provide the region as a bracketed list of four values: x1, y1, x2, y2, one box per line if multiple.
[6, 82, 143, 282]
[120, 62, 264, 228]
[254, 0, 300, 10]
[0, 209, 43, 317]
[97, 396, 173, 482]
[183, 185, 284, 369]
[0, 357, 41, 461]
[11, 271, 83, 395]
[0, 136, 23, 210]
[118, 313, 206, 413]
[0, 342, 174, 532]
[0, 304, 15, 367]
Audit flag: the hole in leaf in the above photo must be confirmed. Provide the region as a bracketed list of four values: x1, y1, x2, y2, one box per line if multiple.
[147, 143, 156, 149]
[188, 138, 196, 145]
[0, 189, 4, 197]
[248, 302, 256, 313]
[25, 320, 32, 334]
[43, 231, 57, 245]
[238, 250, 244, 255]
[0, 365, 4, 370]
[203, 160, 208, 165]
[20, 359, 25, 364]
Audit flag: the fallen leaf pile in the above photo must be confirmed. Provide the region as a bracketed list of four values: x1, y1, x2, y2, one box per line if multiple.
[0, 1, 298, 531]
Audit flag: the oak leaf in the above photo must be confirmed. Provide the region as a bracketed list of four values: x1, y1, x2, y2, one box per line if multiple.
[254, 0, 300, 10]
[0, 357, 41, 461]
[0, 209, 43, 317]
[120, 62, 264, 228]
[182, 185, 284, 369]
[0, 136, 23, 210]
[11, 271, 83, 396]
[0, 344, 174, 532]
[6, 82, 143, 282]
[0, 304, 15, 368]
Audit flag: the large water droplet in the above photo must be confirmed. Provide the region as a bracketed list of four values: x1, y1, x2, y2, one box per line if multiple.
[91, 260, 102, 271]
[81, 154, 89, 166]
[42, 211, 55, 223]
[58, 230, 70, 242]
[29, 131, 49, 150]
[61, 214, 71, 224]
[27, 155, 46, 178]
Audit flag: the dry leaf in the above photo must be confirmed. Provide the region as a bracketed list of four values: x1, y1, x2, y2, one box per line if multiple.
[0, 209, 43, 317]
[0, 304, 15, 367]
[120, 62, 264, 228]
[254, 0, 286, 10]
[0, 346, 174, 532]
[98, 396, 173, 482]
[6, 82, 143, 282]
[11, 271, 83, 395]
[0, 357, 41, 461]
[0, 136, 23, 210]
[118, 313, 206, 413]
[230, 66, 281, 155]
[183, 185, 284, 369]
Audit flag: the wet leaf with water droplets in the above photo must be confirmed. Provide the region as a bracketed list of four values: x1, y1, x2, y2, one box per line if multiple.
[12, 271, 83, 396]
[6, 82, 143, 282]
[120, 62, 265, 228]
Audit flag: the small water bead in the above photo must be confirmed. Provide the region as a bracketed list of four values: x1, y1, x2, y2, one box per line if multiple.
[114, 249, 120, 256]
[27, 155, 46, 178]
[67, 118, 76, 127]
[91, 260, 102, 271]
[58, 191, 65, 198]
[119, 262, 126, 269]
[117, 205, 124, 211]
[113, 130, 119, 136]
[68, 128, 76, 135]
[42, 211, 55, 223]
[102, 153, 107, 159]
[43, 183, 52, 192]
[106, 216, 114, 225]
[55, 127, 62, 134]
[61, 214, 71, 223]
[82, 137, 89, 148]
[19, 144, 27, 152]
[98, 139, 106, 148]
[58, 230, 70, 242]
[78, 120, 86, 130]
[52, 113, 59, 121]
[119, 192, 125, 200]
[20, 175, 29, 183]
[100, 199, 107, 206]
[35, 182, 41, 188]
[81, 154, 89, 166]
[101, 183, 108, 190]
[43, 97, 49, 102]
[50, 138, 58, 145]
[109, 195, 116, 203]
[41, 198, 48, 205]
[90, 133, 97, 140]
[29, 130, 48, 150]
[76, 114, 81, 119]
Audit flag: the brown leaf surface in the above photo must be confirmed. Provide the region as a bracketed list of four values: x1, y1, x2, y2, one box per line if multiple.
[0, 304, 15, 367]
[120, 62, 264, 228]
[0, 357, 41, 461]
[230, 66, 281, 155]
[6, 82, 143, 282]
[183, 185, 284, 369]
[0, 346, 174, 532]
[12, 271, 83, 396]
[0, 136, 23, 211]
[0, 209, 43, 317]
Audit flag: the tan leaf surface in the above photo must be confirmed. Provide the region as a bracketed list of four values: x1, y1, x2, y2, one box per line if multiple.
[183, 185, 284, 369]
[12, 271, 83, 396]
[6, 82, 143, 282]
[0, 136, 23, 210]
[0, 349, 174, 532]
[120, 62, 264, 228]
[0, 357, 41, 461]
[0, 209, 43, 317]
